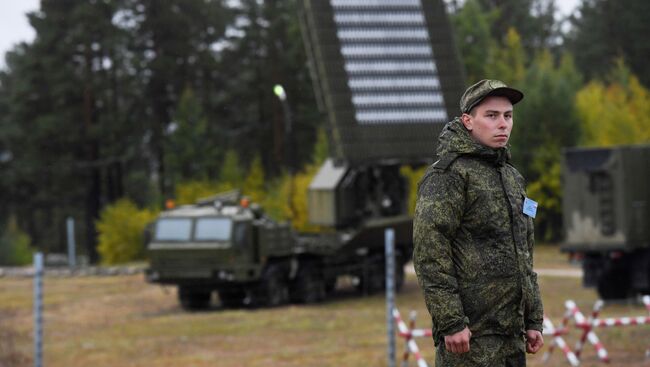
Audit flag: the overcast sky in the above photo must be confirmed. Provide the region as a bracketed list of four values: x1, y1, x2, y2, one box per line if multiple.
[0, 0, 580, 71]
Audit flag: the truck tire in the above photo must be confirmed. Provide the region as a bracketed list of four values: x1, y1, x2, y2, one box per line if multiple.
[324, 278, 337, 294]
[219, 289, 245, 308]
[290, 266, 325, 304]
[257, 265, 289, 307]
[358, 257, 385, 295]
[178, 287, 211, 310]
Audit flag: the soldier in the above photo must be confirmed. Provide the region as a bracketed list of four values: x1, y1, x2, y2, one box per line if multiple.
[413, 79, 544, 366]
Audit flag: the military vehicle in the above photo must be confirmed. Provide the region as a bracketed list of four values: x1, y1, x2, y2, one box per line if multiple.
[146, 0, 465, 309]
[146, 187, 413, 309]
[561, 144, 650, 299]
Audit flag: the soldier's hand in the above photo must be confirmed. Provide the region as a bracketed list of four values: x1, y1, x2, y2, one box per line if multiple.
[525, 330, 544, 354]
[444, 327, 472, 354]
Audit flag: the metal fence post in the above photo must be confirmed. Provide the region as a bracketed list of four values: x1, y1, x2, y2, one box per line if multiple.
[66, 217, 76, 269]
[33, 252, 43, 367]
[385, 228, 396, 367]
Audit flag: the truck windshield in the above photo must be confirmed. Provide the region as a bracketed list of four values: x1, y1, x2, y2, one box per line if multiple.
[154, 218, 192, 241]
[194, 217, 232, 241]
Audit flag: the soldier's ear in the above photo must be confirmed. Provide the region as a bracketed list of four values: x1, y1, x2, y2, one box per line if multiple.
[461, 113, 473, 131]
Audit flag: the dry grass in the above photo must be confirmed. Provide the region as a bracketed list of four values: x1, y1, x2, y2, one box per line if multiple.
[1, 246, 649, 367]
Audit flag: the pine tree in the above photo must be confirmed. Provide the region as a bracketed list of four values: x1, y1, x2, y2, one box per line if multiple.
[567, 0, 650, 87]
[243, 155, 265, 204]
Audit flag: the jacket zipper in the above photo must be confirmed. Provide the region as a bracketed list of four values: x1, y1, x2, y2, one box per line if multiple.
[498, 167, 525, 303]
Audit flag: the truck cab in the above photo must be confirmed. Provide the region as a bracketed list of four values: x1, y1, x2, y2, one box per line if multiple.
[146, 193, 296, 309]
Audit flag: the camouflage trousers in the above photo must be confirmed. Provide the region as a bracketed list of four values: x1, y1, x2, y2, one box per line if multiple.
[435, 334, 526, 367]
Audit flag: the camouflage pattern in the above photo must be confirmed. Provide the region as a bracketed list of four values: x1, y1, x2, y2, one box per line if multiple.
[460, 79, 523, 113]
[413, 117, 544, 350]
[435, 335, 525, 367]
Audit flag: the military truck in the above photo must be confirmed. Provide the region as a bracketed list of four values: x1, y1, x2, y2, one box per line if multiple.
[146, 0, 466, 309]
[146, 177, 413, 309]
[561, 145, 650, 299]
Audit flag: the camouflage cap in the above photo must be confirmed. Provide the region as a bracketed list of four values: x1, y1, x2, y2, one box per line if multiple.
[460, 79, 524, 113]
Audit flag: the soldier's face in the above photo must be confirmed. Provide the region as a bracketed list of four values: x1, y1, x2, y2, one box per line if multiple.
[461, 96, 513, 149]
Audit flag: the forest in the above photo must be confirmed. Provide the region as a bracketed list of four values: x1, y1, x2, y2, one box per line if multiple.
[0, 0, 649, 265]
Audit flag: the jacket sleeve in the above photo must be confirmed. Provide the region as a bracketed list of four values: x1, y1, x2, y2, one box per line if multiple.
[524, 218, 544, 332]
[413, 167, 468, 342]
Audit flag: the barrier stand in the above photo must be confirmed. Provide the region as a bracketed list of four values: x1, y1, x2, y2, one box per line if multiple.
[542, 315, 580, 366]
[393, 308, 430, 367]
[641, 296, 650, 359]
[565, 296, 650, 362]
[573, 300, 604, 359]
[544, 306, 574, 361]
[565, 300, 610, 363]
[400, 311, 417, 367]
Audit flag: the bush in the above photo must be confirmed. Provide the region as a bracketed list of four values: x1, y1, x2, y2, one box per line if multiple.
[174, 180, 234, 205]
[96, 199, 158, 265]
[401, 165, 428, 216]
[0, 217, 33, 266]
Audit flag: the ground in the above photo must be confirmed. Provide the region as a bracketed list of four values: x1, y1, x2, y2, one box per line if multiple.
[1, 245, 649, 366]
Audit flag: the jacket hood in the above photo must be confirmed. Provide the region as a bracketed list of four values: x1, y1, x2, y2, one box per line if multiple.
[436, 117, 510, 165]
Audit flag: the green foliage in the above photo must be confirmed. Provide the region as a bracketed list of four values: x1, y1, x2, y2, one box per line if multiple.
[451, 0, 498, 82]
[400, 166, 428, 216]
[165, 88, 214, 185]
[476, 0, 557, 56]
[576, 62, 650, 147]
[511, 51, 582, 177]
[509, 51, 583, 241]
[453, 0, 557, 83]
[175, 181, 234, 206]
[0, 217, 33, 266]
[0, 0, 320, 261]
[96, 199, 157, 265]
[311, 127, 330, 165]
[567, 0, 650, 87]
[252, 128, 329, 231]
[243, 155, 265, 204]
[526, 148, 563, 242]
[286, 165, 322, 233]
[217, 0, 320, 174]
[486, 28, 526, 84]
[219, 150, 244, 187]
[257, 174, 291, 223]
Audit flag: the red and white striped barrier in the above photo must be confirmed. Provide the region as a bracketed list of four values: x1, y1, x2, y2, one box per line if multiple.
[393, 308, 429, 367]
[543, 315, 580, 366]
[565, 300, 610, 363]
[394, 297, 649, 366]
[544, 296, 650, 365]
[573, 299, 604, 359]
[544, 306, 574, 362]
[631, 295, 650, 358]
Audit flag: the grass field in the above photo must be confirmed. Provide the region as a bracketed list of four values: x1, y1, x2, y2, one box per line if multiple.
[1, 245, 649, 367]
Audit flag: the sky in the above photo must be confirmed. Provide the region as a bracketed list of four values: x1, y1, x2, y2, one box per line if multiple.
[0, 0, 581, 70]
[0, 0, 39, 70]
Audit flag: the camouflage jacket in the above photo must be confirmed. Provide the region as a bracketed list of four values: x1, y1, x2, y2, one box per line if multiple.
[413, 118, 543, 344]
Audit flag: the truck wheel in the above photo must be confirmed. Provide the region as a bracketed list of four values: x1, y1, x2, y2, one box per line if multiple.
[597, 265, 631, 300]
[358, 258, 385, 295]
[178, 287, 211, 310]
[219, 289, 245, 308]
[258, 265, 289, 307]
[324, 278, 337, 294]
[290, 267, 325, 304]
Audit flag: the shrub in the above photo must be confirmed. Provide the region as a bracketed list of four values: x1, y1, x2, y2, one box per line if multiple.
[96, 199, 158, 265]
[174, 180, 234, 205]
[0, 217, 33, 266]
[400, 165, 427, 216]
